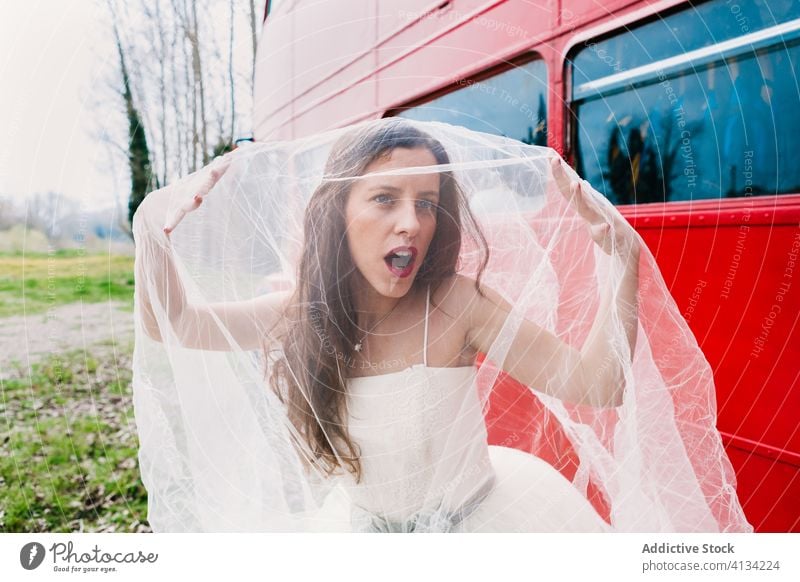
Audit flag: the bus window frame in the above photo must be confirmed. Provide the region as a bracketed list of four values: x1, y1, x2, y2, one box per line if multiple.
[571, 18, 800, 102]
[562, 1, 694, 162]
[563, 2, 800, 200]
[385, 51, 548, 127]
[560, 0, 687, 60]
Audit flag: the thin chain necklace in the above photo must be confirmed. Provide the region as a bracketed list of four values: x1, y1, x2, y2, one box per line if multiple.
[354, 301, 401, 353]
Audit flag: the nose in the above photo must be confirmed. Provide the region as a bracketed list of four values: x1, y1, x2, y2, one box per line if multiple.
[394, 199, 421, 238]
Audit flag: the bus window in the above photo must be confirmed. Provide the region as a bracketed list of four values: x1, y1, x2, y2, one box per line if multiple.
[572, 0, 799, 86]
[569, 0, 800, 204]
[396, 59, 548, 146]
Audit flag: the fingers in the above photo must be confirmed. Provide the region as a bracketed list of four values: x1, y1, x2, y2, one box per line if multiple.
[164, 194, 203, 235]
[193, 155, 233, 202]
[570, 181, 607, 226]
[550, 155, 607, 219]
[549, 155, 641, 259]
[199, 159, 229, 197]
[550, 157, 595, 216]
[586, 221, 618, 256]
[550, 155, 620, 255]
[199, 156, 232, 198]
[550, 156, 572, 199]
[163, 155, 232, 236]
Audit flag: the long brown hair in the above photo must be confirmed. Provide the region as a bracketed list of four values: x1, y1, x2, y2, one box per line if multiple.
[267, 119, 490, 482]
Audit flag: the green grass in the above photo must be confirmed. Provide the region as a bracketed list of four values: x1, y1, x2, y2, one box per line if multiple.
[0, 343, 150, 532]
[0, 252, 135, 317]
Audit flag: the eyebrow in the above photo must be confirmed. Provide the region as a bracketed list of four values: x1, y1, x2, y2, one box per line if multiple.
[368, 185, 440, 198]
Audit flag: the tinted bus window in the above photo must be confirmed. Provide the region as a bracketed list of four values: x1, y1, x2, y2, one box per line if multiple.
[397, 60, 548, 146]
[570, 0, 800, 204]
[572, 0, 800, 84]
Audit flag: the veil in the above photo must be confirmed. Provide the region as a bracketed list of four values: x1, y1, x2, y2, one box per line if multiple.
[131, 118, 751, 532]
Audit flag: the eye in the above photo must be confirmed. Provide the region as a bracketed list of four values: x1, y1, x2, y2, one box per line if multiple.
[416, 199, 438, 211]
[372, 193, 394, 205]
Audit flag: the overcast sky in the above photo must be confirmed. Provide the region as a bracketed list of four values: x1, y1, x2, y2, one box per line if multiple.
[0, 0, 127, 208]
[1, 0, 259, 210]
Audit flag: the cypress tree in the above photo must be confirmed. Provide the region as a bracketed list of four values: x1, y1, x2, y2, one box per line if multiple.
[115, 37, 157, 228]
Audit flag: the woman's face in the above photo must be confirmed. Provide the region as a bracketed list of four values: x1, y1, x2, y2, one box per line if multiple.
[344, 147, 441, 299]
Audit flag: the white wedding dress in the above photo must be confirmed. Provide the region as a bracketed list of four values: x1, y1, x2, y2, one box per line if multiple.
[309, 285, 611, 532]
[131, 119, 751, 532]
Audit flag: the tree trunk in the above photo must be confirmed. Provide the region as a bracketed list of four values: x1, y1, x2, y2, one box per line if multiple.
[107, 0, 155, 231]
[191, 0, 209, 166]
[155, 0, 169, 186]
[249, 0, 258, 87]
[228, 0, 236, 143]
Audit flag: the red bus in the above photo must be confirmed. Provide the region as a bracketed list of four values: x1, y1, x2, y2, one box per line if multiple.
[253, 0, 800, 532]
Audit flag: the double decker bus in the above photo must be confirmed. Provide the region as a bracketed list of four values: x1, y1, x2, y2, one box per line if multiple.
[253, 0, 800, 532]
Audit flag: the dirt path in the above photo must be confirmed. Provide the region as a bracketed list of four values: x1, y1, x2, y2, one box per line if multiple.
[0, 302, 134, 378]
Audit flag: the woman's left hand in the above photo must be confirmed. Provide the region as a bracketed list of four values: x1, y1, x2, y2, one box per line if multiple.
[550, 156, 641, 263]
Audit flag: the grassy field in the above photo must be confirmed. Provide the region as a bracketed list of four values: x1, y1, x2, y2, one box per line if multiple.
[0, 250, 135, 317]
[0, 251, 148, 532]
[0, 341, 149, 533]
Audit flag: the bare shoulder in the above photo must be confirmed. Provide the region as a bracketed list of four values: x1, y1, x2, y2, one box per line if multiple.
[435, 274, 507, 312]
[430, 274, 470, 319]
[430, 274, 504, 328]
[438, 274, 519, 354]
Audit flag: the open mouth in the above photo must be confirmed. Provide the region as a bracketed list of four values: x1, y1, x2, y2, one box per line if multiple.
[384, 247, 417, 277]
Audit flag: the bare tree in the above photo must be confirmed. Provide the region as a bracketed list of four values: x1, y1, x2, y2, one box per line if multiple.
[173, 0, 210, 169]
[249, 0, 258, 86]
[26, 191, 65, 240]
[154, 0, 170, 186]
[228, 0, 236, 144]
[192, 0, 209, 166]
[99, 136, 134, 239]
[94, 0, 256, 208]
[0, 196, 22, 231]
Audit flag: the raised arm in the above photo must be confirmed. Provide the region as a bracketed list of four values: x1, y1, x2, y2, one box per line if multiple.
[133, 155, 292, 351]
[462, 157, 641, 408]
[459, 275, 601, 406]
[135, 237, 290, 350]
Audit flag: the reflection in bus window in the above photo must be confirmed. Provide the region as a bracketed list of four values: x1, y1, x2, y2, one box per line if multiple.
[397, 60, 548, 146]
[572, 0, 800, 84]
[571, 0, 800, 204]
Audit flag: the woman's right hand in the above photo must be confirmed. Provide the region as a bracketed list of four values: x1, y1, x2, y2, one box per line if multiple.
[163, 153, 234, 236]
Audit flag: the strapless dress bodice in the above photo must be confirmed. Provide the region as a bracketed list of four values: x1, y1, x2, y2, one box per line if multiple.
[309, 285, 609, 532]
[339, 364, 495, 528]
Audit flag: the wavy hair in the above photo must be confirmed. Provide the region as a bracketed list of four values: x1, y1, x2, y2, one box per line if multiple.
[267, 119, 490, 482]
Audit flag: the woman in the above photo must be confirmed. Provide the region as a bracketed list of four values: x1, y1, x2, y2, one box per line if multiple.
[132, 119, 749, 532]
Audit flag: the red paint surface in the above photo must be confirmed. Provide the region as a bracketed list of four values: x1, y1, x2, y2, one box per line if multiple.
[256, 0, 800, 531]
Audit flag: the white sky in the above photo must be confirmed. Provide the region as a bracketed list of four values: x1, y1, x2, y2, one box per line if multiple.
[0, 0, 124, 208]
[0, 0, 259, 210]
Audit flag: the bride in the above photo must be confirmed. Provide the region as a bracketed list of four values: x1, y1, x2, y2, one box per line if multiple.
[132, 119, 750, 532]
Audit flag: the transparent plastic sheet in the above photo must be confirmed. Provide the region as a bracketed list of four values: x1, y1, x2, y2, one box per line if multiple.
[131, 119, 751, 532]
